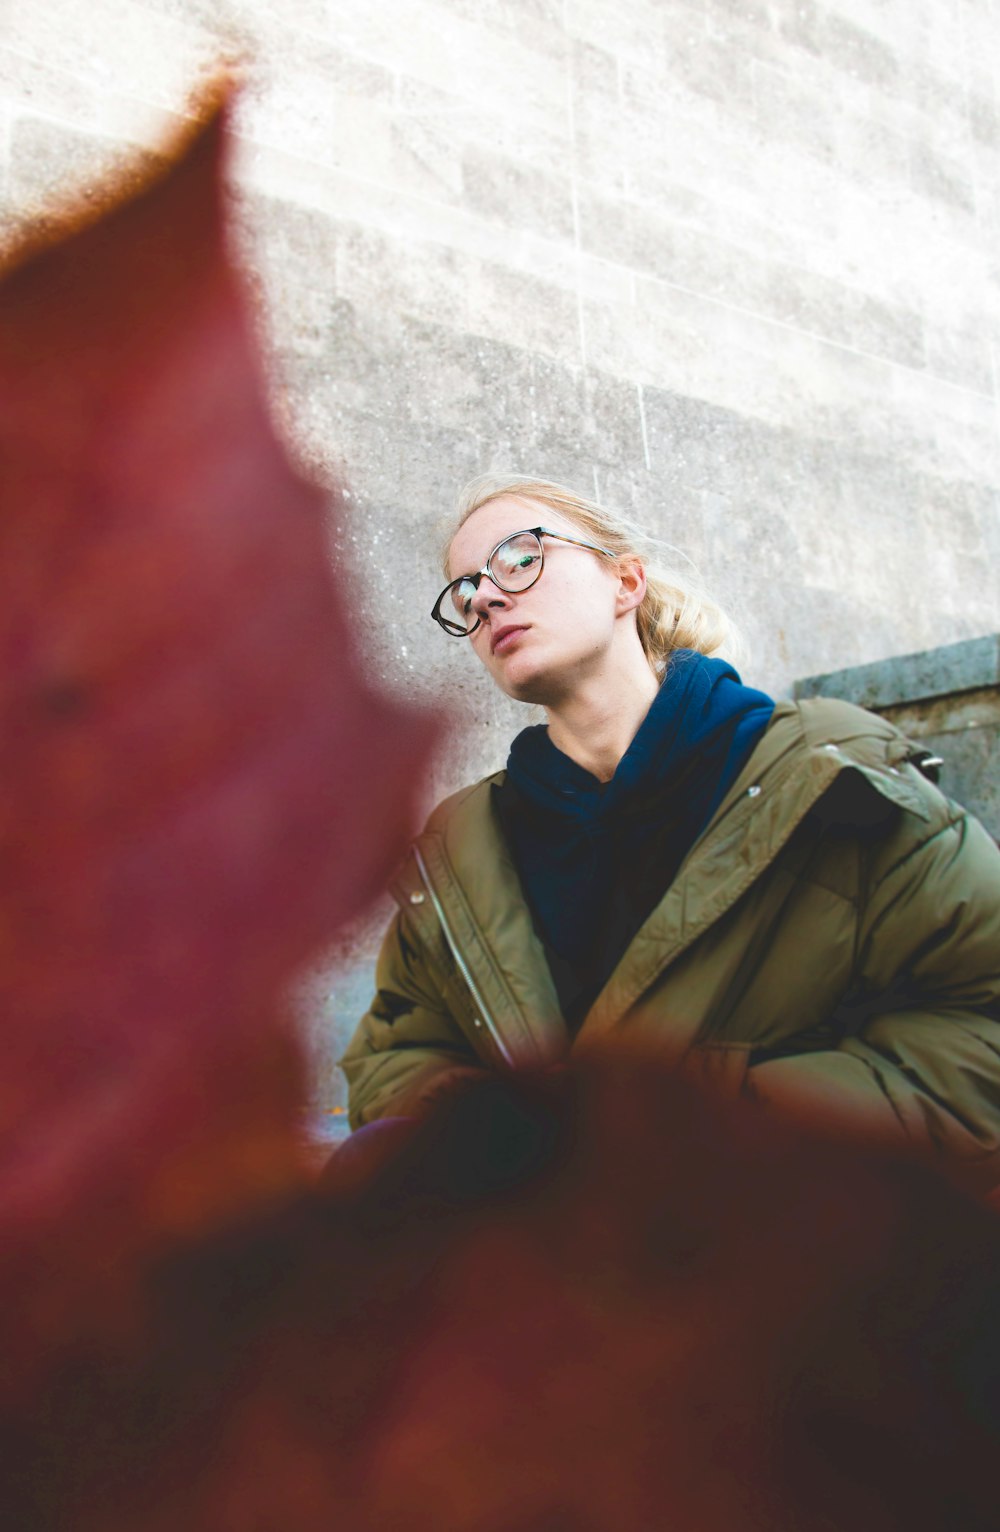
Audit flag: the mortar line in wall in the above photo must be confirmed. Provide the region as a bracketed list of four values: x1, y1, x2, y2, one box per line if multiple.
[1, 83, 193, 152]
[563, 0, 588, 372]
[634, 273, 998, 406]
[570, 265, 589, 369]
[954, 0, 984, 240]
[637, 385, 652, 471]
[575, 302, 588, 369]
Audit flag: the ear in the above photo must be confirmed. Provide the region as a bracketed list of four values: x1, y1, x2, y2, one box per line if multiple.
[615, 557, 646, 616]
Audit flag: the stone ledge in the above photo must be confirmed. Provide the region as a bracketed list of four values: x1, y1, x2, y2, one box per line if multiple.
[794, 635, 999, 840]
[794, 633, 1000, 710]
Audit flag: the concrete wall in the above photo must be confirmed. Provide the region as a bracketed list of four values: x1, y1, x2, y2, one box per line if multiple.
[3, 0, 999, 1128]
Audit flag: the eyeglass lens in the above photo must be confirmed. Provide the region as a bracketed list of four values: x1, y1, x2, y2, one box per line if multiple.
[448, 531, 543, 631]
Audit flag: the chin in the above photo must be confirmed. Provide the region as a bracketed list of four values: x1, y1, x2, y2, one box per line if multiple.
[493, 658, 566, 708]
[497, 675, 545, 706]
[488, 657, 546, 705]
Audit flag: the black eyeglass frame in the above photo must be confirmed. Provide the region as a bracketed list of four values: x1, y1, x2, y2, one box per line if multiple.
[431, 525, 616, 637]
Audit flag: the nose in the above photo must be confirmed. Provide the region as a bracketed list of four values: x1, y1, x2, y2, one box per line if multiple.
[470, 575, 512, 625]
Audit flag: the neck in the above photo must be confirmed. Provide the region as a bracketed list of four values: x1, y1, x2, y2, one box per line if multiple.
[544, 653, 660, 782]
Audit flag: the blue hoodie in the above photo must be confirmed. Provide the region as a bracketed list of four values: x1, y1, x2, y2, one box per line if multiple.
[496, 650, 774, 1028]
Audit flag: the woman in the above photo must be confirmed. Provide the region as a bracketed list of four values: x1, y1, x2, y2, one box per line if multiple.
[342, 475, 1000, 1188]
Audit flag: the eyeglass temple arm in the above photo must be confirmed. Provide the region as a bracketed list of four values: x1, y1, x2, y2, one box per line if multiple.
[536, 527, 615, 558]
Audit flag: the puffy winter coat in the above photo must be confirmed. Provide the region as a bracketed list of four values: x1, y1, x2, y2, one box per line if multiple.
[342, 698, 1000, 1186]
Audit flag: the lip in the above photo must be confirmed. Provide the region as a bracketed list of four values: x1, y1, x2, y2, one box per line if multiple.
[490, 624, 529, 656]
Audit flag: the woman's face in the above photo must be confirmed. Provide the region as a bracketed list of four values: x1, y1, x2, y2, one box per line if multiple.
[446, 496, 633, 705]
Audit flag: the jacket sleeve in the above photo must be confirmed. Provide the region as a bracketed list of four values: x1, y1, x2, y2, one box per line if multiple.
[749, 792, 1000, 1190]
[340, 904, 488, 1129]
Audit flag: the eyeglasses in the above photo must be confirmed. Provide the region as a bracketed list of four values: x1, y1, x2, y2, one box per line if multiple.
[431, 526, 616, 637]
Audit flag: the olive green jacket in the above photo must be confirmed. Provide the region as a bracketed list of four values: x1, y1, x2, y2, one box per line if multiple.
[342, 699, 1000, 1184]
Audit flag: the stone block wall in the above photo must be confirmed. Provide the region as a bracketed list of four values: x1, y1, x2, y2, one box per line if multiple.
[3, 0, 998, 1130]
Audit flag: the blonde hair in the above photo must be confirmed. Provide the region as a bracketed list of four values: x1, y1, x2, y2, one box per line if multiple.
[450, 474, 739, 677]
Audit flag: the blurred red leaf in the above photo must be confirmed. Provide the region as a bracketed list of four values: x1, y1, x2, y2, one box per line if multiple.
[0, 87, 436, 1389]
[5, 1055, 1000, 1532]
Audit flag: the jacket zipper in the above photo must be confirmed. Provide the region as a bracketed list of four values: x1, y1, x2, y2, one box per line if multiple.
[412, 844, 515, 1067]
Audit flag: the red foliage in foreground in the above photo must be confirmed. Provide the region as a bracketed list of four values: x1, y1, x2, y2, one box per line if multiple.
[0, 89, 436, 1396]
[1, 84, 999, 1532]
[5, 1060, 1000, 1532]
